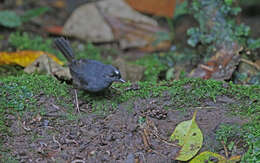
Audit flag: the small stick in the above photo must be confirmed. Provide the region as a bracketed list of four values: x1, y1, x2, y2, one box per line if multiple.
[240, 58, 260, 70]
[74, 89, 80, 113]
[221, 140, 229, 158]
[141, 129, 150, 149]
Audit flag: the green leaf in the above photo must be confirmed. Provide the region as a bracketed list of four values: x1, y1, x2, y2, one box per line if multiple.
[21, 7, 49, 22]
[0, 11, 21, 28]
[170, 110, 203, 161]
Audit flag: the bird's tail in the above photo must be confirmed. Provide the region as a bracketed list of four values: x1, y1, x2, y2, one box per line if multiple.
[54, 37, 75, 62]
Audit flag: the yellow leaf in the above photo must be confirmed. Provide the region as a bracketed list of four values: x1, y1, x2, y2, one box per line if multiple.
[170, 110, 203, 161]
[228, 155, 241, 163]
[190, 151, 241, 163]
[0, 50, 63, 67]
[189, 151, 226, 163]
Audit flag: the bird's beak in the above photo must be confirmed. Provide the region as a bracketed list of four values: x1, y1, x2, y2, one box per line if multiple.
[117, 78, 126, 83]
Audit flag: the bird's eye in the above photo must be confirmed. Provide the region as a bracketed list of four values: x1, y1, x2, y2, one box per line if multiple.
[109, 70, 120, 78]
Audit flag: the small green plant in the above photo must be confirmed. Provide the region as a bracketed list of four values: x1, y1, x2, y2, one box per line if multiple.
[247, 38, 260, 50]
[187, 0, 258, 51]
[9, 32, 103, 63]
[0, 7, 48, 28]
[241, 122, 260, 162]
[75, 42, 102, 61]
[135, 54, 167, 81]
[216, 124, 241, 144]
[9, 32, 59, 55]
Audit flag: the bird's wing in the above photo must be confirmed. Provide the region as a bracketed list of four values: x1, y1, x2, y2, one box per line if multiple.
[70, 59, 104, 85]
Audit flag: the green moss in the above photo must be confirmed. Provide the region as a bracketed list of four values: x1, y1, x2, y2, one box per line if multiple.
[1, 74, 258, 123]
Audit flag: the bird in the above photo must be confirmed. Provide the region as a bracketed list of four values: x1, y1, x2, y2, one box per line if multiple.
[54, 37, 125, 112]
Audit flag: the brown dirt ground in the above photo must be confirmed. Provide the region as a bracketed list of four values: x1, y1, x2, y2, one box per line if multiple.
[2, 91, 247, 163]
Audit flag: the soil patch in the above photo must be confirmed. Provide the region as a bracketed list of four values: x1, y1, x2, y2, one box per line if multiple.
[3, 92, 247, 162]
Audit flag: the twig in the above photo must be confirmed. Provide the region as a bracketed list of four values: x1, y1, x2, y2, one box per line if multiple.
[141, 129, 150, 149]
[221, 140, 229, 158]
[22, 121, 31, 131]
[71, 159, 85, 163]
[151, 149, 168, 159]
[74, 89, 80, 113]
[53, 135, 62, 151]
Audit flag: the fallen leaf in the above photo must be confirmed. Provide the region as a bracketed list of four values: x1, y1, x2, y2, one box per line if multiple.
[0, 50, 63, 67]
[189, 151, 226, 163]
[170, 110, 203, 161]
[228, 155, 241, 162]
[189, 151, 241, 163]
[24, 54, 70, 80]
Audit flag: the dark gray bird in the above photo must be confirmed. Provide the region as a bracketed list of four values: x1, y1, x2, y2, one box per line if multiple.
[54, 37, 125, 93]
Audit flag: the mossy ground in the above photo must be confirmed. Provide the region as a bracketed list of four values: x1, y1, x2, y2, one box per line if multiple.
[0, 73, 259, 162]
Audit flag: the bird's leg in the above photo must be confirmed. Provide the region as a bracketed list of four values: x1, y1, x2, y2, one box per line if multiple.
[74, 89, 80, 113]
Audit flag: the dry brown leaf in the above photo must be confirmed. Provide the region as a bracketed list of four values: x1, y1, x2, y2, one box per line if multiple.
[0, 50, 63, 67]
[24, 54, 71, 79]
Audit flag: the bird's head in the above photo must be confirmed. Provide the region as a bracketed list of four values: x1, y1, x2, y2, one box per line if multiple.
[105, 65, 125, 83]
